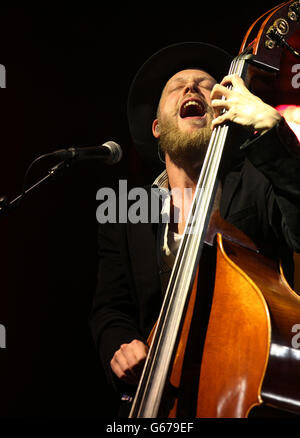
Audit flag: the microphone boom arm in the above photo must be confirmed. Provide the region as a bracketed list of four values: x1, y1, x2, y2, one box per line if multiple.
[0, 160, 69, 216]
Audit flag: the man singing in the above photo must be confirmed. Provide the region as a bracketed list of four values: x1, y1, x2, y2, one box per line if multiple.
[90, 42, 300, 416]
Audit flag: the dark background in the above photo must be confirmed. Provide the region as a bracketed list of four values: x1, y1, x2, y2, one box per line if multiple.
[0, 3, 299, 420]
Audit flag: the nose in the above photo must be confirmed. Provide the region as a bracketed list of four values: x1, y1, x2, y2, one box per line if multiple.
[183, 80, 203, 97]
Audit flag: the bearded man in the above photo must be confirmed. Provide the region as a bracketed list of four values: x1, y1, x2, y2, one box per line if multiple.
[89, 42, 300, 416]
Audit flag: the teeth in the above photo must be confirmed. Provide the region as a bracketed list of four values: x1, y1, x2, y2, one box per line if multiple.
[183, 100, 201, 109]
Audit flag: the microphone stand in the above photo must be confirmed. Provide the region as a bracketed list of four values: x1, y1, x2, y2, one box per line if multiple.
[0, 160, 70, 217]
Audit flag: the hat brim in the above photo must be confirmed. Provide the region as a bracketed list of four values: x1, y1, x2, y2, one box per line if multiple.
[127, 42, 232, 170]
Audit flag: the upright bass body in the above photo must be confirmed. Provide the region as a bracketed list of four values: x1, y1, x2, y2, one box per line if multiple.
[195, 230, 271, 418]
[160, 213, 300, 418]
[132, 209, 300, 418]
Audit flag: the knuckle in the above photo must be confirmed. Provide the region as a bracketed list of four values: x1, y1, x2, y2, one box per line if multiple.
[141, 351, 147, 360]
[114, 350, 121, 360]
[136, 350, 147, 361]
[212, 83, 221, 92]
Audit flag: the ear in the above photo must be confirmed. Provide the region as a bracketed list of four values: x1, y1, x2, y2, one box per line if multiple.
[152, 119, 160, 138]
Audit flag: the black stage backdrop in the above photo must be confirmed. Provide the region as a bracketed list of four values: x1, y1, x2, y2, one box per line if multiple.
[0, 3, 298, 420]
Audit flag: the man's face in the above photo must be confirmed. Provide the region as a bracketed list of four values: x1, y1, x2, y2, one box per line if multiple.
[152, 69, 217, 166]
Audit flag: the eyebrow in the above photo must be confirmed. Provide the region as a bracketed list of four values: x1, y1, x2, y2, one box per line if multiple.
[172, 77, 186, 82]
[170, 77, 190, 84]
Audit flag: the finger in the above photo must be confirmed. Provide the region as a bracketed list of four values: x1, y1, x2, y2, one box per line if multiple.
[112, 347, 131, 373]
[130, 339, 149, 361]
[211, 111, 231, 130]
[110, 339, 149, 385]
[110, 358, 125, 379]
[111, 349, 139, 384]
[211, 97, 230, 119]
[210, 83, 230, 101]
[130, 341, 148, 376]
[211, 98, 230, 108]
[114, 365, 138, 385]
[119, 343, 140, 371]
[117, 340, 148, 380]
[121, 341, 148, 375]
[220, 74, 246, 89]
[111, 356, 135, 383]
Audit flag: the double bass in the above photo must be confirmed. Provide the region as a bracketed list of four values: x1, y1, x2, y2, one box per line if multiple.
[129, 1, 300, 418]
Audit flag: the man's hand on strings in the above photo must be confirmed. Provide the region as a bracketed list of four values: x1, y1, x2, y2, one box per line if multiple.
[110, 339, 148, 385]
[210, 74, 282, 134]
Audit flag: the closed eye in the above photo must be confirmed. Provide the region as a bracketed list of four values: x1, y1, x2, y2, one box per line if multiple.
[168, 85, 184, 93]
[201, 80, 216, 91]
[168, 79, 215, 94]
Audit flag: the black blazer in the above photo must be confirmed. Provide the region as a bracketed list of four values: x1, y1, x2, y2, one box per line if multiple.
[90, 119, 300, 391]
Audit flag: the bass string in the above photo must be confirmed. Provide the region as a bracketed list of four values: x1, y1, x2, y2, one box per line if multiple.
[182, 53, 246, 257]
[130, 53, 246, 418]
[168, 55, 243, 289]
[156, 53, 244, 301]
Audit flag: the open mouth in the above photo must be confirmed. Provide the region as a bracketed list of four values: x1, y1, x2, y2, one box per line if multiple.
[180, 99, 206, 118]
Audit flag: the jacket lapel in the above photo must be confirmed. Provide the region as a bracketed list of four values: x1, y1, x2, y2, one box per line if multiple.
[220, 163, 243, 219]
[125, 184, 163, 334]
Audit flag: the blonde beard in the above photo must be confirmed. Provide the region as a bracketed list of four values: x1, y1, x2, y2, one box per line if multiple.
[158, 110, 213, 167]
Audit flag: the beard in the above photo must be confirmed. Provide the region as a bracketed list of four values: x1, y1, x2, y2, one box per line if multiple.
[158, 107, 214, 167]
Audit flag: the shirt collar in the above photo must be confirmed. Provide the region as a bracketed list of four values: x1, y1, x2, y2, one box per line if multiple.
[152, 169, 169, 190]
[151, 169, 171, 221]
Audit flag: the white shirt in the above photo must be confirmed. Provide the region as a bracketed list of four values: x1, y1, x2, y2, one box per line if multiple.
[152, 170, 183, 294]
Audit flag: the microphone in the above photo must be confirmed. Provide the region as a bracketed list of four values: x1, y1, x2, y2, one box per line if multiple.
[51, 141, 123, 165]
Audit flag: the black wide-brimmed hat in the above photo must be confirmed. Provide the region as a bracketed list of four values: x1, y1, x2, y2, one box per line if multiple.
[127, 42, 232, 169]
